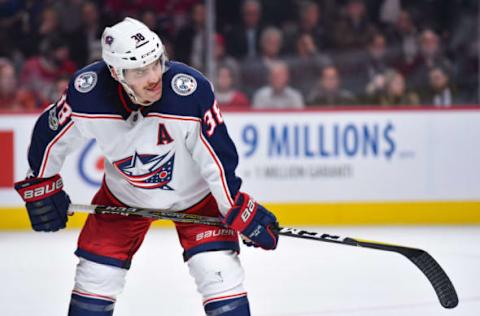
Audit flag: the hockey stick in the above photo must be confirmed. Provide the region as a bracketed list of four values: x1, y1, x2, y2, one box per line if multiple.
[70, 203, 458, 309]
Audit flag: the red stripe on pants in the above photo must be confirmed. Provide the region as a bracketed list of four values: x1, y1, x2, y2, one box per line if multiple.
[0, 131, 14, 188]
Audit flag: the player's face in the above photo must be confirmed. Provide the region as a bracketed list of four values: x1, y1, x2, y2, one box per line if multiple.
[124, 59, 163, 103]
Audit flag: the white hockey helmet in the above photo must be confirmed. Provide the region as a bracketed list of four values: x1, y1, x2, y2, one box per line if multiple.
[101, 17, 168, 105]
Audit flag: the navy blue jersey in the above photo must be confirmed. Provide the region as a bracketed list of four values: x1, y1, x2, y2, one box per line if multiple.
[27, 60, 242, 213]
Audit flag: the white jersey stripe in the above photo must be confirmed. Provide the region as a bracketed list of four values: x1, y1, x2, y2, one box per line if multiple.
[72, 113, 124, 120]
[146, 113, 201, 123]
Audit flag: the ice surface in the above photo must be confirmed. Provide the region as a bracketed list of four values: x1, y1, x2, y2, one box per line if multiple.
[0, 226, 479, 316]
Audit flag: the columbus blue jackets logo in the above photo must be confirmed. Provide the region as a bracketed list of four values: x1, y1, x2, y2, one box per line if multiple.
[113, 151, 175, 190]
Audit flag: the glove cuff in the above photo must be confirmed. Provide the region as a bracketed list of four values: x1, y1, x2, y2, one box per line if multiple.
[224, 192, 257, 231]
[15, 174, 64, 203]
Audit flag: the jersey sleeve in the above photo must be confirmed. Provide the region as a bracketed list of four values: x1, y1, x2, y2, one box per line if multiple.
[27, 92, 87, 178]
[186, 79, 242, 215]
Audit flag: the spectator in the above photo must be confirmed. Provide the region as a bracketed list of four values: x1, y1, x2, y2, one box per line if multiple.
[386, 10, 419, 66]
[283, 1, 331, 54]
[20, 36, 77, 107]
[175, 3, 206, 70]
[54, 0, 84, 34]
[252, 61, 304, 109]
[365, 33, 390, 78]
[307, 65, 356, 106]
[0, 58, 38, 111]
[38, 6, 62, 40]
[421, 67, 456, 107]
[162, 37, 176, 61]
[48, 75, 70, 105]
[332, 0, 378, 97]
[379, 0, 401, 25]
[225, 0, 264, 60]
[403, 29, 452, 96]
[52, 1, 105, 67]
[14, 6, 62, 59]
[138, 7, 175, 55]
[333, 0, 377, 51]
[376, 70, 419, 106]
[241, 26, 284, 97]
[447, 4, 478, 104]
[103, 0, 198, 28]
[362, 33, 392, 101]
[0, 0, 25, 59]
[81, 1, 104, 64]
[215, 34, 241, 86]
[140, 8, 160, 33]
[0, 0, 478, 109]
[288, 33, 332, 96]
[259, 27, 284, 62]
[215, 65, 250, 109]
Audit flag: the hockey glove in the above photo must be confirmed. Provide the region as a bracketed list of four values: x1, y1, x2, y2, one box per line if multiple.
[223, 192, 279, 250]
[14, 174, 70, 232]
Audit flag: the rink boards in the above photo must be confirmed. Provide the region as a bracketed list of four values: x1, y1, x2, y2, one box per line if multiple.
[1, 108, 479, 229]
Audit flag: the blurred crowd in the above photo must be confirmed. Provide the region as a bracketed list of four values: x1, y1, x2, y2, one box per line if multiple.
[0, 0, 478, 111]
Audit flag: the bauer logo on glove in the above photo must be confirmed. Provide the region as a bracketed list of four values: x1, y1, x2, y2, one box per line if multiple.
[16, 176, 64, 202]
[223, 192, 279, 250]
[14, 174, 71, 232]
[241, 198, 256, 222]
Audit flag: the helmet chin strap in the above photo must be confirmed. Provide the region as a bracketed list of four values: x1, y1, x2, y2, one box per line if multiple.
[119, 79, 154, 107]
[111, 55, 168, 107]
[110, 66, 154, 107]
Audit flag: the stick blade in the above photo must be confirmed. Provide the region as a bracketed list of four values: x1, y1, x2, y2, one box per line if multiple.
[407, 250, 458, 308]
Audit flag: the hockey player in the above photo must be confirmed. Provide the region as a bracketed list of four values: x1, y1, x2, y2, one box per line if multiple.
[14, 18, 279, 316]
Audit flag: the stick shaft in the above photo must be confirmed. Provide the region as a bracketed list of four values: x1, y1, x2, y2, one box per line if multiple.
[69, 203, 458, 308]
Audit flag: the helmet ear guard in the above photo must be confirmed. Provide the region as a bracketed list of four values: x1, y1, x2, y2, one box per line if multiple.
[101, 17, 168, 105]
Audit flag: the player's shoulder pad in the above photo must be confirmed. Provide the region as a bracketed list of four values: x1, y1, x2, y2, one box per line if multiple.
[159, 61, 215, 118]
[66, 61, 118, 114]
[167, 61, 212, 97]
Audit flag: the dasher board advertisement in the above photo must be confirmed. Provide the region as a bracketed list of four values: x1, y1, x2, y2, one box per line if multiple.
[1, 109, 479, 207]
